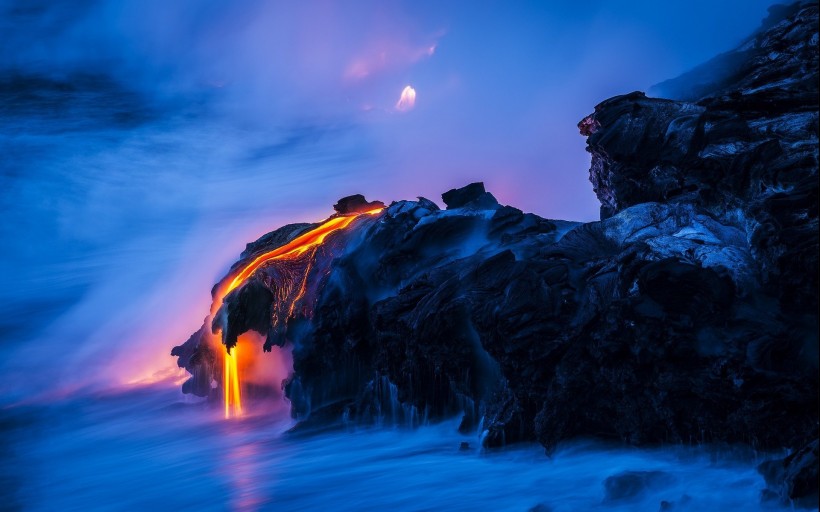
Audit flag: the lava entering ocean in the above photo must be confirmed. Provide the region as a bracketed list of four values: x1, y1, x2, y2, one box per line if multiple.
[199, 205, 384, 418]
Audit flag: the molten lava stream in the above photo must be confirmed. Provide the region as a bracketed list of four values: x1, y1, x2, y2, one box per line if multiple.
[224, 345, 242, 418]
[215, 207, 383, 419]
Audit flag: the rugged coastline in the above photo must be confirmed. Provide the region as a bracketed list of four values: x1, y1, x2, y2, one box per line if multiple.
[173, 2, 818, 506]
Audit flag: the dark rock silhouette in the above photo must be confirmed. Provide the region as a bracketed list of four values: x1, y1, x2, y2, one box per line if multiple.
[759, 438, 819, 507]
[441, 182, 498, 209]
[173, 2, 818, 506]
[333, 194, 386, 214]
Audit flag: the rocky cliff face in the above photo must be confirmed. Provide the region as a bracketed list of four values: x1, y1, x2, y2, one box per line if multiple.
[580, 1, 818, 334]
[574, 4, 818, 504]
[173, 2, 818, 506]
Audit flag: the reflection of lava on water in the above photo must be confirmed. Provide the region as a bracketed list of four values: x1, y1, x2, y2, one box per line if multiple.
[173, 199, 384, 418]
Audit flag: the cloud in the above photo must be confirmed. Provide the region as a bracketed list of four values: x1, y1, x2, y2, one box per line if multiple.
[343, 38, 439, 83]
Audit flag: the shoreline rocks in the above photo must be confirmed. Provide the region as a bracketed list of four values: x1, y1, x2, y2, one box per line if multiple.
[173, 2, 818, 506]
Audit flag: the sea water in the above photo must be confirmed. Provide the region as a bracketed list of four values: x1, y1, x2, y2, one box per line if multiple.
[1, 385, 787, 512]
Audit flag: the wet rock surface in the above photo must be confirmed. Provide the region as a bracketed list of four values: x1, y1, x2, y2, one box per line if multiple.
[759, 438, 819, 508]
[603, 471, 675, 502]
[173, 2, 818, 505]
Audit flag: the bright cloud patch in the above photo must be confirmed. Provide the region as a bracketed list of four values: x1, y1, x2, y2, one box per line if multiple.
[395, 85, 417, 112]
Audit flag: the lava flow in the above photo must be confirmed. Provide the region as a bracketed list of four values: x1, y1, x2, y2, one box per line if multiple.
[210, 207, 383, 418]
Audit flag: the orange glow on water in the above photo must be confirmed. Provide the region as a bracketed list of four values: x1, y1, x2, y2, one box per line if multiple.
[214, 207, 383, 418]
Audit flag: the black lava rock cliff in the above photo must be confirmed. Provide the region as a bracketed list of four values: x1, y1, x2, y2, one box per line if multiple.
[174, 2, 818, 506]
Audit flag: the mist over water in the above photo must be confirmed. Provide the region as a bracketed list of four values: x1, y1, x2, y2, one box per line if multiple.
[0, 0, 789, 509]
[3, 388, 786, 511]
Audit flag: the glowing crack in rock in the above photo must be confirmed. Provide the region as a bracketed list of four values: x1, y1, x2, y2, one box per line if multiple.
[208, 207, 384, 418]
[395, 85, 416, 112]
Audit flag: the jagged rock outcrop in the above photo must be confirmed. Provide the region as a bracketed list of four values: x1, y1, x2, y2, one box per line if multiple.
[333, 194, 385, 214]
[173, 2, 818, 506]
[579, 1, 818, 323]
[576, 3, 818, 504]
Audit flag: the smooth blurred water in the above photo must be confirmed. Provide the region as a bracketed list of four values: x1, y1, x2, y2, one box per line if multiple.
[1, 386, 787, 512]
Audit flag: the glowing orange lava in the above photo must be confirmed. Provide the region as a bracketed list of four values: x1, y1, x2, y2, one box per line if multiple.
[224, 345, 242, 418]
[213, 207, 383, 418]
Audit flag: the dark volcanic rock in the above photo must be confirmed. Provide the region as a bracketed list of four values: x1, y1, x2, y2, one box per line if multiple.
[173, 2, 818, 504]
[578, 3, 819, 338]
[759, 439, 820, 508]
[240, 223, 314, 260]
[171, 329, 218, 397]
[212, 280, 274, 351]
[652, 1, 818, 102]
[442, 182, 499, 210]
[333, 194, 386, 214]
